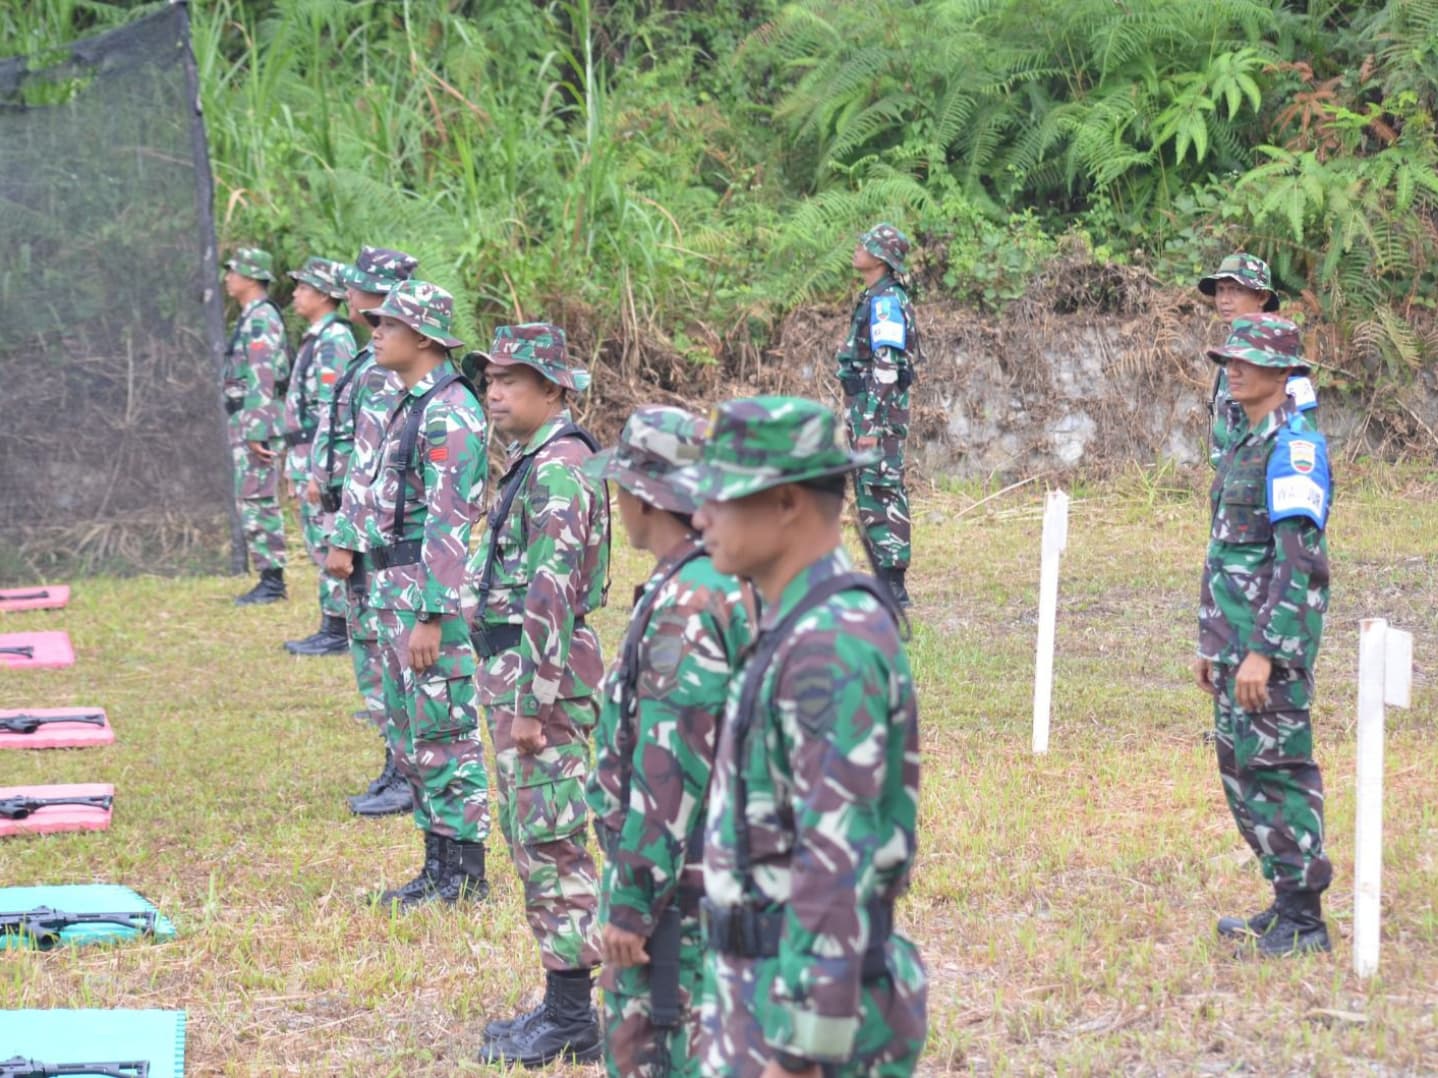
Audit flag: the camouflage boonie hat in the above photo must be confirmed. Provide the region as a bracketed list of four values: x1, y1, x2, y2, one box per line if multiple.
[477, 322, 591, 392]
[1198, 252, 1281, 311]
[288, 256, 347, 300]
[581, 406, 706, 514]
[860, 222, 911, 275]
[362, 279, 464, 350]
[225, 246, 274, 282]
[676, 395, 879, 504]
[1207, 314, 1308, 373]
[340, 246, 419, 295]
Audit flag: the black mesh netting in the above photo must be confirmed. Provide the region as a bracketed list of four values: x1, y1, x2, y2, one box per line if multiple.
[0, 3, 241, 579]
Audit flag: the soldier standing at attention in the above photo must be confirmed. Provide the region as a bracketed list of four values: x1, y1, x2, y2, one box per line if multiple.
[282, 256, 356, 656]
[834, 223, 920, 607]
[1194, 315, 1334, 958]
[467, 323, 608, 1068]
[325, 280, 491, 907]
[222, 247, 291, 606]
[583, 406, 754, 1078]
[680, 396, 928, 1078]
[314, 247, 419, 816]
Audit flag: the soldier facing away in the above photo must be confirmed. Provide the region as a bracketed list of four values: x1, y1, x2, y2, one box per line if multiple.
[582, 406, 754, 1078]
[834, 223, 921, 607]
[466, 323, 608, 1068]
[221, 246, 291, 606]
[679, 396, 928, 1078]
[324, 280, 492, 907]
[282, 256, 357, 656]
[1193, 314, 1334, 958]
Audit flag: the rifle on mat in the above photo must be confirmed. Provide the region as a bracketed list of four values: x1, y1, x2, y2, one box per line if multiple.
[0, 1057, 149, 1078]
[0, 647, 35, 659]
[0, 907, 157, 950]
[0, 713, 105, 735]
[0, 794, 113, 820]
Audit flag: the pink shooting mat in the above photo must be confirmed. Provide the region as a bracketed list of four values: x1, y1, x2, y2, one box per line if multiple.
[0, 782, 114, 837]
[0, 585, 72, 612]
[0, 707, 113, 750]
[0, 630, 75, 669]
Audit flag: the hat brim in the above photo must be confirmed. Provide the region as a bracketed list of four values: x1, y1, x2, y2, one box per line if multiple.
[225, 260, 273, 282]
[289, 271, 346, 299]
[363, 307, 463, 350]
[675, 451, 880, 505]
[1206, 344, 1308, 373]
[1198, 273, 1279, 311]
[581, 450, 699, 514]
[481, 352, 592, 393]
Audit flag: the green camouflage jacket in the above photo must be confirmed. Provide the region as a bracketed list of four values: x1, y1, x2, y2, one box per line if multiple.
[284, 312, 356, 482]
[834, 275, 917, 437]
[222, 296, 289, 442]
[702, 547, 920, 1062]
[587, 537, 753, 936]
[1200, 399, 1331, 667]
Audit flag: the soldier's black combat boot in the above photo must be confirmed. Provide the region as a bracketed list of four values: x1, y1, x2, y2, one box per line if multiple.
[347, 745, 394, 807]
[348, 754, 415, 817]
[431, 838, 490, 904]
[1254, 889, 1330, 958]
[882, 566, 912, 608]
[235, 568, 287, 606]
[375, 830, 444, 909]
[284, 614, 348, 656]
[478, 970, 601, 1067]
[1217, 899, 1279, 940]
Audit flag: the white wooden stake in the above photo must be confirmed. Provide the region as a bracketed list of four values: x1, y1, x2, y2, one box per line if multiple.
[1354, 617, 1412, 979]
[1031, 490, 1069, 754]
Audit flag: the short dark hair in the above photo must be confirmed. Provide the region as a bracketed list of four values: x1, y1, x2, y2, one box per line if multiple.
[798, 472, 848, 498]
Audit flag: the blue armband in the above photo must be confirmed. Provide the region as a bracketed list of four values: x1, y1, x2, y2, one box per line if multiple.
[1267, 425, 1332, 528]
[870, 295, 906, 350]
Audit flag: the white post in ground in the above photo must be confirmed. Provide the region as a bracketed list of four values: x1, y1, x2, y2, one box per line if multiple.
[1353, 617, 1412, 979]
[1031, 490, 1070, 755]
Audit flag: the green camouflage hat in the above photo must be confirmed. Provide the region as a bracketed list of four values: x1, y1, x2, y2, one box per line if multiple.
[225, 246, 274, 282]
[288, 256, 348, 300]
[339, 245, 419, 295]
[363, 279, 464, 350]
[860, 222, 911, 274]
[676, 395, 879, 503]
[478, 322, 591, 392]
[1207, 314, 1308, 373]
[1198, 252, 1280, 311]
[581, 406, 706, 514]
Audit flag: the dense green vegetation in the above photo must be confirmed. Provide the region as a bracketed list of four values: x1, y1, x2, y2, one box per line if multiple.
[6, 0, 1438, 382]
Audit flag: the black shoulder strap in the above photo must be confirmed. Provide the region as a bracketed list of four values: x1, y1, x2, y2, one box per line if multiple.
[730, 571, 895, 894]
[322, 346, 370, 487]
[388, 371, 477, 544]
[293, 316, 357, 421]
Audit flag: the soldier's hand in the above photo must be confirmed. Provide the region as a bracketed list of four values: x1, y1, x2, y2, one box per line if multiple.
[324, 547, 354, 579]
[1192, 657, 1217, 696]
[855, 436, 878, 450]
[247, 439, 277, 463]
[408, 619, 441, 673]
[601, 923, 649, 968]
[760, 1061, 821, 1078]
[511, 713, 547, 755]
[304, 478, 322, 506]
[1235, 652, 1273, 712]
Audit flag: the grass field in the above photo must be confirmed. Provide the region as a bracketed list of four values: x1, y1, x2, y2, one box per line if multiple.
[3, 469, 1436, 1075]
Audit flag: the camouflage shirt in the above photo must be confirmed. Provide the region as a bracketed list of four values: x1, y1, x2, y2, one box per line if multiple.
[587, 537, 753, 936]
[337, 364, 488, 615]
[316, 346, 400, 501]
[284, 312, 356, 482]
[222, 296, 289, 442]
[468, 410, 610, 713]
[834, 274, 918, 436]
[1200, 398, 1331, 668]
[703, 547, 920, 1062]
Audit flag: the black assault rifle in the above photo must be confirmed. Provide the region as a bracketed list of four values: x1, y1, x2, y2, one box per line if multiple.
[0, 907, 157, 950]
[0, 647, 35, 659]
[0, 590, 51, 601]
[0, 794, 113, 820]
[0, 1058, 149, 1078]
[0, 713, 106, 735]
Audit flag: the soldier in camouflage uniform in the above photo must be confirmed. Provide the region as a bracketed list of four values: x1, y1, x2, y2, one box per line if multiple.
[316, 247, 419, 816]
[1193, 314, 1334, 958]
[582, 406, 754, 1078]
[678, 396, 928, 1078]
[466, 323, 608, 1068]
[324, 279, 490, 908]
[282, 256, 357, 656]
[222, 247, 291, 605]
[834, 224, 921, 607]
[1198, 252, 1318, 467]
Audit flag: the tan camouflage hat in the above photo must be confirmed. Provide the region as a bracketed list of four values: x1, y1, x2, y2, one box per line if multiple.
[362, 279, 464, 349]
[1207, 314, 1308, 373]
[1198, 252, 1280, 311]
[581, 406, 706, 514]
[289, 256, 348, 300]
[476, 322, 591, 392]
[225, 247, 274, 282]
[860, 223, 911, 274]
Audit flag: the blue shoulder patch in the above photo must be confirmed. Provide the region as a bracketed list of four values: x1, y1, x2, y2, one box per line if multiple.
[1267, 422, 1331, 528]
[1287, 374, 1318, 412]
[870, 294, 906, 350]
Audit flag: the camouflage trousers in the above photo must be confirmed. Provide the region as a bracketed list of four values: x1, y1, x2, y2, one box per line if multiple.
[346, 586, 385, 733]
[1212, 662, 1332, 893]
[228, 435, 286, 571]
[598, 881, 704, 1077]
[294, 493, 346, 618]
[485, 698, 602, 972]
[843, 402, 911, 570]
[375, 608, 490, 842]
[699, 933, 928, 1077]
